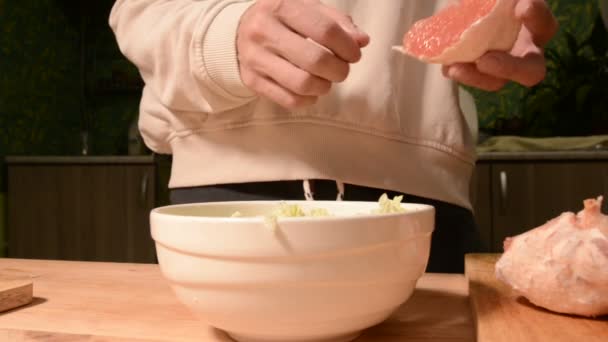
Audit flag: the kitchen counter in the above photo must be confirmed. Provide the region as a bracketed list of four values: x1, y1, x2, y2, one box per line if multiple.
[7, 150, 608, 165]
[0, 258, 473, 342]
[4, 155, 155, 165]
[477, 150, 608, 161]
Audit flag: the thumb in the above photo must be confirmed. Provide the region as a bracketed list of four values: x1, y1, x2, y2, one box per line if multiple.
[515, 0, 558, 47]
[320, 6, 370, 48]
[350, 22, 370, 48]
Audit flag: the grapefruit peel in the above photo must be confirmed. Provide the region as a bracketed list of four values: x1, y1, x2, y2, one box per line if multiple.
[394, 0, 522, 65]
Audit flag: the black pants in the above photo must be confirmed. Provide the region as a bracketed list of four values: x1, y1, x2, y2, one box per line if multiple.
[170, 180, 481, 273]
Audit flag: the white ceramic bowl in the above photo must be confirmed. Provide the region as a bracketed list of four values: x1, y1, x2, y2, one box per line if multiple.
[150, 201, 434, 342]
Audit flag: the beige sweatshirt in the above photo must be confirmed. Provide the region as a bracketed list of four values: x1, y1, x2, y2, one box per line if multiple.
[109, 0, 476, 209]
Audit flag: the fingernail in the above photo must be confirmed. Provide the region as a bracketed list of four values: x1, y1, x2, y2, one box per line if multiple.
[444, 66, 453, 77]
[446, 66, 458, 78]
[352, 24, 370, 47]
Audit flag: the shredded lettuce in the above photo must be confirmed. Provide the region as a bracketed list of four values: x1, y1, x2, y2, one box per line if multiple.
[232, 194, 406, 231]
[372, 193, 407, 214]
[272, 203, 309, 217]
[263, 203, 331, 231]
[266, 194, 406, 219]
[266, 203, 333, 218]
[262, 194, 406, 231]
[308, 208, 332, 217]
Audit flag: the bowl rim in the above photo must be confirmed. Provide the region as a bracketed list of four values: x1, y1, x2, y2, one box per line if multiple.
[150, 200, 435, 224]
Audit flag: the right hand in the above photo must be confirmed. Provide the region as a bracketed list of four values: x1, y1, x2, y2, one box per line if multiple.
[237, 0, 370, 109]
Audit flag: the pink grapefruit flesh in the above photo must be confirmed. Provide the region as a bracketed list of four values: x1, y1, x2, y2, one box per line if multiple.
[399, 0, 521, 65]
[405, 0, 496, 58]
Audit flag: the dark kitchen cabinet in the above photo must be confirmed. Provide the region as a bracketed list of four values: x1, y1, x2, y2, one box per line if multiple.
[471, 153, 608, 253]
[489, 161, 608, 252]
[470, 163, 492, 252]
[6, 156, 159, 263]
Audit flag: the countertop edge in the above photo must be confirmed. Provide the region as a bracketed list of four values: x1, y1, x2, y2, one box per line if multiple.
[4, 151, 608, 164]
[4, 155, 156, 165]
[476, 150, 608, 161]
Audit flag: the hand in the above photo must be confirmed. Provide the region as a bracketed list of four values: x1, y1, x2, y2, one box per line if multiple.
[443, 0, 559, 91]
[237, 0, 369, 109]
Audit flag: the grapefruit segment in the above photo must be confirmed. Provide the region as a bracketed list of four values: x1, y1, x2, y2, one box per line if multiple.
[395, 0, 522, 65]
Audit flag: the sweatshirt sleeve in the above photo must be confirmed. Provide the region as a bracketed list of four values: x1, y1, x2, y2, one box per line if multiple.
[109, 0, 257, 114]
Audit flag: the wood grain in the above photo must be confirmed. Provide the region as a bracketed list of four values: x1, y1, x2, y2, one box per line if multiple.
[0, 328, 165, 342]
[0, 258, 473, 342]
[471, 164, 493, 252]
[7, 164, 157, 263]
[0, 279, 33, 313]
[490, 161, 608, 251]
[465, 254, 608, 342]
[0, 268, 33, 313]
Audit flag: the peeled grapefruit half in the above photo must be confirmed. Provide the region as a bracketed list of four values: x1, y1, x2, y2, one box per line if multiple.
[396, 0, 522, 64]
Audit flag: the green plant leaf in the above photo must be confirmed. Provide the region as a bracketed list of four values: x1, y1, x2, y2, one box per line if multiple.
[565, 32, 580, 55]
[586, 13, 608, 56]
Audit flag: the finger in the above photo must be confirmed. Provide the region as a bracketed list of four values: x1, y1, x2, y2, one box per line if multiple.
[244, 71, 317, 109]
[262, 18, 350, 82]
[476, 50, 546, 87]
[444, 63, 508, 92]
[253, 48, 332, 96]
[270, 0, 363, 62]
[515, 0, 559, 47]
[319, 6, 370, 48]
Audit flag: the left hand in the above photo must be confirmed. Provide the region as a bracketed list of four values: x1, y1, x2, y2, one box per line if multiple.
[442, 0, 559, 91]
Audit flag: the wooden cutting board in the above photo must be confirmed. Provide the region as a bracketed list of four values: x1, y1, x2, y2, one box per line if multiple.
[0, 277, 33, 313]
[465, 254, 608, 342]
[0, 258, 473, 342]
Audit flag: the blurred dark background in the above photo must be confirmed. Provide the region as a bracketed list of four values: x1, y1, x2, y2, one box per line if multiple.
[1, 0, 144, 158]
[0, 0, 606, 261]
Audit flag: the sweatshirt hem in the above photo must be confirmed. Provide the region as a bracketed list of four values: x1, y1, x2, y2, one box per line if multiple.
[167, 123, 474, 210]
[166, 117, 476, 164]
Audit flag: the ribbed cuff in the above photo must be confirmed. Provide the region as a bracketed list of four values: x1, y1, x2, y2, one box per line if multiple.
[201, 1, 256, 99]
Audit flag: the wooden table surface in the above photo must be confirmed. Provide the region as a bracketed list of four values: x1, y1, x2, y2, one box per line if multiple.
[0, 258, 473, 342]
[466, 254, 608, 342]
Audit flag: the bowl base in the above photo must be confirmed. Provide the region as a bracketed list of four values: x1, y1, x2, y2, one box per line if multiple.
[227, 330, 362, 342]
